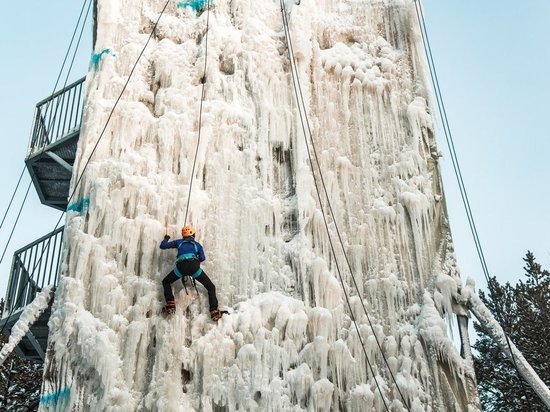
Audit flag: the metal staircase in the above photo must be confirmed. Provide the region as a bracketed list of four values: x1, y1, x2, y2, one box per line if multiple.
[2, 227, 64, 361]
[1, 77, 86, 361]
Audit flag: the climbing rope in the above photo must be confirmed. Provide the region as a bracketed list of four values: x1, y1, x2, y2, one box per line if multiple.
[174, 1, 212, 303]
[412, 0, 530, 400]
[0, 167, 26, 231]
[280, 2, 411, 410]
[184, 0, 211, 227]
[0, 184, 31, 266]
[43, 0, 93, 141]
[0, 0, 171, 337]
[67, 0, 170, 203]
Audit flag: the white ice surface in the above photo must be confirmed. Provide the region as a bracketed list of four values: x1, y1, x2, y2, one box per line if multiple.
[39, 0, 480, 410]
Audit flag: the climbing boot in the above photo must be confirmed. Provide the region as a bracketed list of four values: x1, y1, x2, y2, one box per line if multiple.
[162, 300, 176, 316]
[210, 309, 222, 321]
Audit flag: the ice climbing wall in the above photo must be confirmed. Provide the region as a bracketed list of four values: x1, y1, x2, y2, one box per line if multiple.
[40, 0, 480, 410]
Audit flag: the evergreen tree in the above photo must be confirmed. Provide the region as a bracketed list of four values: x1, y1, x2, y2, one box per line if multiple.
[473, 251, 550, 411]
[0, 298, 43, 410]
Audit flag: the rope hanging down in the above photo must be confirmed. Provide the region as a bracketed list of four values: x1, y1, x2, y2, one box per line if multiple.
[0, 183, 31, 265]
[184, 0, 211, 227]
[412, 0, 530, 401]
[178, 1, 211, 302]
[0, 0, 171, 337]
[43, 0, 93, 139]
[0, 167, 26, 231]
[279, 2, 411, 411]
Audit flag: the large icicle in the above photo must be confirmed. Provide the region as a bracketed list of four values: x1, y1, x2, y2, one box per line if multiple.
[0, 286, 53, 365]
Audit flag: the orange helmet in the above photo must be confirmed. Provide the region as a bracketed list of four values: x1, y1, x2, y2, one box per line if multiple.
[181, 225, 196, 237]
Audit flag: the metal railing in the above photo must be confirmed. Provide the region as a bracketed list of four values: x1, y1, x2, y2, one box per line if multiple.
[4, 227, 64, 315]
[28, 77, 86, 156]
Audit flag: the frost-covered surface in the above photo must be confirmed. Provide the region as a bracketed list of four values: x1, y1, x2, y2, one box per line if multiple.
[0, 286, 53, 366]
[41, 0, 480, 410]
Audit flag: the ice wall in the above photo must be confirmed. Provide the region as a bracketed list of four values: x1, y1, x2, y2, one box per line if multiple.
[41, 0, 480, 410]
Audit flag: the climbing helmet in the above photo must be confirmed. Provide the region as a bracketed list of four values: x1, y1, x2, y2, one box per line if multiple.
[182, 225, 196, 237]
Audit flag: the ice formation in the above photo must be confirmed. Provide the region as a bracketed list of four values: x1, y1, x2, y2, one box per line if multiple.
[0, 286, 53, 365]
[40, 0, 481, 410]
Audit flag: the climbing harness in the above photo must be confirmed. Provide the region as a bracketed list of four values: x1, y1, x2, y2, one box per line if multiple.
[174, 239, 204, 279]
[173, 265, 203, 280]
[171, 239, 203, 300]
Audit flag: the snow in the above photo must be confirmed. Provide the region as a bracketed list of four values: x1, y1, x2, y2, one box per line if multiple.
[37, 0, 481, 410]
[0, 286, 53, 366]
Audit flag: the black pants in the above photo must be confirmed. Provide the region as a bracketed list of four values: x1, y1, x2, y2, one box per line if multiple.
[162, 260, 218, 311]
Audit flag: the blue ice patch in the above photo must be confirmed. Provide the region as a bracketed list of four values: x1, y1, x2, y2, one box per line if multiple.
[177, 0, 209, 13]
[67, 198, 90, 214]
[40, 386, 70, 405]
[91, 49, 111, 70]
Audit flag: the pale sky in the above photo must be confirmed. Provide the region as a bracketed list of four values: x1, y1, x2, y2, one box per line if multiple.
[423, 0, 550, 288]
[0, 1, 548, 305]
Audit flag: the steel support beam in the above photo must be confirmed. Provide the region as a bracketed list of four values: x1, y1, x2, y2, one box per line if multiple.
[45, 151, 73, 173]
[25, 330, 45, 361]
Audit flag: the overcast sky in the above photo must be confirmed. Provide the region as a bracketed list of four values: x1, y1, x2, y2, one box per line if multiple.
[0, 1, 548, 305]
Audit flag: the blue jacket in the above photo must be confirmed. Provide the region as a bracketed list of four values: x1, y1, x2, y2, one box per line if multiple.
[160, 237, 206, 262]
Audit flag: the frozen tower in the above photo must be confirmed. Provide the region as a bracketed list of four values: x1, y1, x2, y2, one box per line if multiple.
[41, 0, 480, 410]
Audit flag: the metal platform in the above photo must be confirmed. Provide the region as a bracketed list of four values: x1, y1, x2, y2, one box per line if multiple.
[1, 227, 64, 361]
[25, 77, 86, 210]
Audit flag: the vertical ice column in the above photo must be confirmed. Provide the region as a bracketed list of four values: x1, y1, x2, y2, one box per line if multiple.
[39, 0, 480, 410]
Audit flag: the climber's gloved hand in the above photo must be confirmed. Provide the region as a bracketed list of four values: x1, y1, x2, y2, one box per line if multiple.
[163, 235, 170, 241]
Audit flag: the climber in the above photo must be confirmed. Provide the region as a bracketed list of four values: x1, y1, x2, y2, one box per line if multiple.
[160, 225, 222, 321]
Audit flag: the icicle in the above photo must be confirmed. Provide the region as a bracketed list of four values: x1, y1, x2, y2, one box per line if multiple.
[0, 286, 53, 365]
[350, 383, 374, 411]
[311, 378, 334, 410]
[287, 363, 314, 405]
